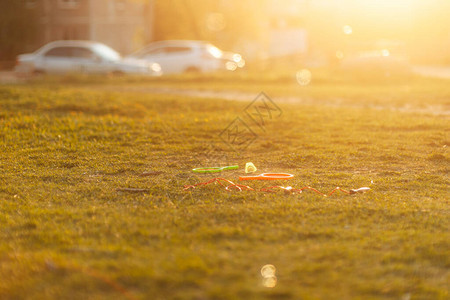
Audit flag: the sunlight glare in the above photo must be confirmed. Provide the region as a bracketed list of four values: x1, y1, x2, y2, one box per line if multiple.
[262, 276, 277, 288]
[342, 25, 353, 35]
[355, 0, 419, 15]
[232, 54, 242, 63]
[261, 264, 276, 277]
[296, 69, 312, 86]
[225, 61, 237, 71]
[381, 49, 390, 57]
[207, 45, 223, 59]
[261, 264, 277, 288]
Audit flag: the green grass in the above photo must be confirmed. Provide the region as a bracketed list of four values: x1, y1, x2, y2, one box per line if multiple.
[0, 75, 449, 299]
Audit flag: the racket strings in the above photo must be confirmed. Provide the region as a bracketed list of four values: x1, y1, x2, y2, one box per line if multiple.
[184, 178, 365, 196]
[260, 186, 352, 196]
[183, 177, 254, 192]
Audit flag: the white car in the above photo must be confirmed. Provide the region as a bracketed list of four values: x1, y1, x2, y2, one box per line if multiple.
[14, 40, 162, 76]
[127, 40, 245, 74]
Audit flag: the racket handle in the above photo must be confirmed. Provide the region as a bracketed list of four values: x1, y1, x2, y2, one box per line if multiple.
[224, 165, 239, 171]
[349, 187, 371, 194]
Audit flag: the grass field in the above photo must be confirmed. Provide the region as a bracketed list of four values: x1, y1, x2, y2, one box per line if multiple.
[0, 73, 448, 299]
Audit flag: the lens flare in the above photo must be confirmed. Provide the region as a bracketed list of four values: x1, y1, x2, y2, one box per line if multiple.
[262, 275, 277, 288]
[261, 264, 276, 277]
[342, 25, 353, 35]
[261, 264, 277, 288]
[296, 69, 312, 86]
[225, 61, 238, 71]
[336, 51, 344, 60]
[151, 63, 161, 72]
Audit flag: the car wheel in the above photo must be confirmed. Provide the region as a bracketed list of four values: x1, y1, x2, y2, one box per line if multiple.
[184, 66, 200, 73]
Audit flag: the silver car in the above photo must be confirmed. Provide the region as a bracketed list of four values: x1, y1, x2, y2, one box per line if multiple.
[127, 40, 245, 74]
[15, 40, 162, 76]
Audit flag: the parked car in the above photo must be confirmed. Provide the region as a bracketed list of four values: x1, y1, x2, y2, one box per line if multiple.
[127, 40, 245, 74]
[14, 40, 162, 76]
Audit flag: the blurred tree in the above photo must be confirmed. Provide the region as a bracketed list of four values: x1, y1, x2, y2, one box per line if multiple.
[409, 0, 450, 64]
[0, 1, 39, 69]
[152, 0, 265, 51]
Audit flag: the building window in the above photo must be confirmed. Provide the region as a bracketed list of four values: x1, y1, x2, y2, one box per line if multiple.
[58, 0, 80, 9]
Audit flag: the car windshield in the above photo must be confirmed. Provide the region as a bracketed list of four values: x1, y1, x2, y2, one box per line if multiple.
[93, 44, 121, 61]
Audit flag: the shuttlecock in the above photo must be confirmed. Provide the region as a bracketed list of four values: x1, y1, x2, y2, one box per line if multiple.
[245, 162, 257, 173]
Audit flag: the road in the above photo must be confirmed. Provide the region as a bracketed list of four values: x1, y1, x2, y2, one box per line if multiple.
[412, 65, 450, 79]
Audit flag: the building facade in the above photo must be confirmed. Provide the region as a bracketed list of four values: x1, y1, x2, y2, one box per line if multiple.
[24, 0, 153, 54]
